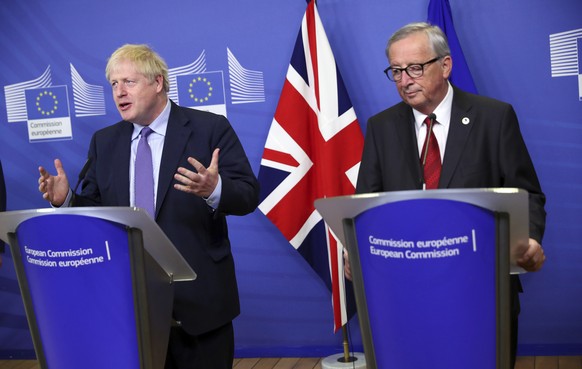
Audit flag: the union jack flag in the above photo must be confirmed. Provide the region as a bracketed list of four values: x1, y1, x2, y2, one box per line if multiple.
[258, 0, 363, 332]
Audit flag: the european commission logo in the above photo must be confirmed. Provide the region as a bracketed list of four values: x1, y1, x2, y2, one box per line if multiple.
[3, 64, 105, 143]
[24, 86, 72, 142]
[3, 49, 264, 143]
[168, 48, 265, 117]
[177, 71, 227, 117]
[549, 28, 582, 101]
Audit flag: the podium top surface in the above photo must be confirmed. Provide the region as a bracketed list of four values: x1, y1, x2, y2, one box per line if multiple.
[314, 188, 529, 274]
[0, 207, 196, 281]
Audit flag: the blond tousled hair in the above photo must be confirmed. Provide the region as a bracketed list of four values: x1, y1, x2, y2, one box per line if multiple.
[105, 44, 170, 92]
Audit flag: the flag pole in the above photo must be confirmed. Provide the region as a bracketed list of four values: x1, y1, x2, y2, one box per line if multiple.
[341, 325, 351, 362]
[321, 323, 365, 368]
[260, 0, 365, 366]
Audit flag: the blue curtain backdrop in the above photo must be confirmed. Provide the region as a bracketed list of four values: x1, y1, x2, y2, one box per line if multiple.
[427, 0, 478, 94]
[0, 0, 580, 358]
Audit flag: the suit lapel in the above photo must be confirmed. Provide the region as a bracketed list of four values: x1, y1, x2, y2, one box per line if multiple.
[397, 107, 424, 187]
[114, 123, 133, 206]
[440, 88, 474, 188]
[156, 102, 191, 215]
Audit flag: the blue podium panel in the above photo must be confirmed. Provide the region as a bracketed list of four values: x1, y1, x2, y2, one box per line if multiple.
[16, 214, 140, 369]
[353, 199, 497, 369]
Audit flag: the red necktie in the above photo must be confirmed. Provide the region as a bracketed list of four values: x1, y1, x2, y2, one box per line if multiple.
[421, 117, 441, 189]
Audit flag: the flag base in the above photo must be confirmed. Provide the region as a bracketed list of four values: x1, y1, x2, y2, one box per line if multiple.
[321, 352, 366, 369]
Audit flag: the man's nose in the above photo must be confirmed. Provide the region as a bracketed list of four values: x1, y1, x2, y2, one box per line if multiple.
[113, 84, 127, 96]
[399, 70, 414, 85]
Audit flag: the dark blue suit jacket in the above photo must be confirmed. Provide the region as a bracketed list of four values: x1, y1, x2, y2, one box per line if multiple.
[75, 101, 259, 335]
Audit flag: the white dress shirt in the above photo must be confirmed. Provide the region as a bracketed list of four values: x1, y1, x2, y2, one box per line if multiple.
[413, 82, 454, 162]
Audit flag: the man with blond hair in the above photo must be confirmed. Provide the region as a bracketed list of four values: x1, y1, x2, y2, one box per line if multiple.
[38, 44, 259, 369]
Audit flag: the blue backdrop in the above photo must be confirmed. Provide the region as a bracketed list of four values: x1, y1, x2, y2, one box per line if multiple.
[0, 0, 580, 358]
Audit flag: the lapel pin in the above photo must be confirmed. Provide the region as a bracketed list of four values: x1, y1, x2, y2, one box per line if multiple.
[462, 117, 470, 125]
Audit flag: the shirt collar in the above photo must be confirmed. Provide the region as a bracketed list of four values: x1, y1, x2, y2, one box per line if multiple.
[132, 99, 171, 140]
[413, 81, 453, 129]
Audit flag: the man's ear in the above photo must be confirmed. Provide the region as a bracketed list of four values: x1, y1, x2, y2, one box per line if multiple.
[155, 75, 165, 93]
[441, 55, 453, 79]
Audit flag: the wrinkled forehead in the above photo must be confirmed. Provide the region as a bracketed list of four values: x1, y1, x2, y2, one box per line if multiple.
[388, 33, 432, 65]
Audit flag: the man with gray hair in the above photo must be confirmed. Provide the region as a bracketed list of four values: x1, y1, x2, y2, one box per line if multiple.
[348, 22, 546, 368]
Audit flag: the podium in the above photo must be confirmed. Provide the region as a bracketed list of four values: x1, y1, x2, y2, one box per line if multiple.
[315, 188, 529, 369]
[0, 207, 196, 369]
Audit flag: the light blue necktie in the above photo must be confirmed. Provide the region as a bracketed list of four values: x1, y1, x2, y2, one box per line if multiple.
[135, 127, 155, 218]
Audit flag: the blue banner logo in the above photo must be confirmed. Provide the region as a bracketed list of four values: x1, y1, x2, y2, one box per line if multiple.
[24, 86, 72, 142]
[549, 28, 582, 101]
[177, 71, 227, 116]
[26, 87, 68, 120]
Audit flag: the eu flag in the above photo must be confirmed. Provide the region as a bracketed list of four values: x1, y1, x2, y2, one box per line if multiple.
[428, 0, 478, 94]
[25, 86, 70, 120]
[176, 72, 226, 110]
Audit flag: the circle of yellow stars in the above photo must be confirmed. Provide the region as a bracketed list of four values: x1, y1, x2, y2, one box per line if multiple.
[188, 77, 213, 103]
[36, 90, 59, 116]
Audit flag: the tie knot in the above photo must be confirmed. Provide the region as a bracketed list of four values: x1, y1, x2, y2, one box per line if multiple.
[140, 126, 153, 139]
[424, 116, 436, 128]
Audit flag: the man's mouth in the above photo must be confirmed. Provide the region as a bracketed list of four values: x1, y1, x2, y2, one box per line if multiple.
[118, 102, 131, 111]
[403, 89, 420, 97]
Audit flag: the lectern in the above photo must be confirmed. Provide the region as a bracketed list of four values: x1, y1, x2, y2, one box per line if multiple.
[315, 188, 529, 369]
[0, 207, 196, 369]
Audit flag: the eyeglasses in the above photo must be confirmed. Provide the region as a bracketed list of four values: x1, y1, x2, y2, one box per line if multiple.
[384, 57, 442, 82]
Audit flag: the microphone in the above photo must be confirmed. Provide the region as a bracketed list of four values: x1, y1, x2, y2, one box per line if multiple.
[73, 157, 93, 194]
[421, 113, 437, 190]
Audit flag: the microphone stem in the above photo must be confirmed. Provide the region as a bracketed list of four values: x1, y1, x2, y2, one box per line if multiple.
[422, 116, 435, 167]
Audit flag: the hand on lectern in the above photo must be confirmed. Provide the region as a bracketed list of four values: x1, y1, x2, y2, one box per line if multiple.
[343, 249, 352, 281]
[517, 238, 546, 272]
[38, 159, 70, 207]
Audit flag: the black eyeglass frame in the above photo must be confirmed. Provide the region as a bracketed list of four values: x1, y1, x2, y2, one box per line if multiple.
[383, 56, 443, 82]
